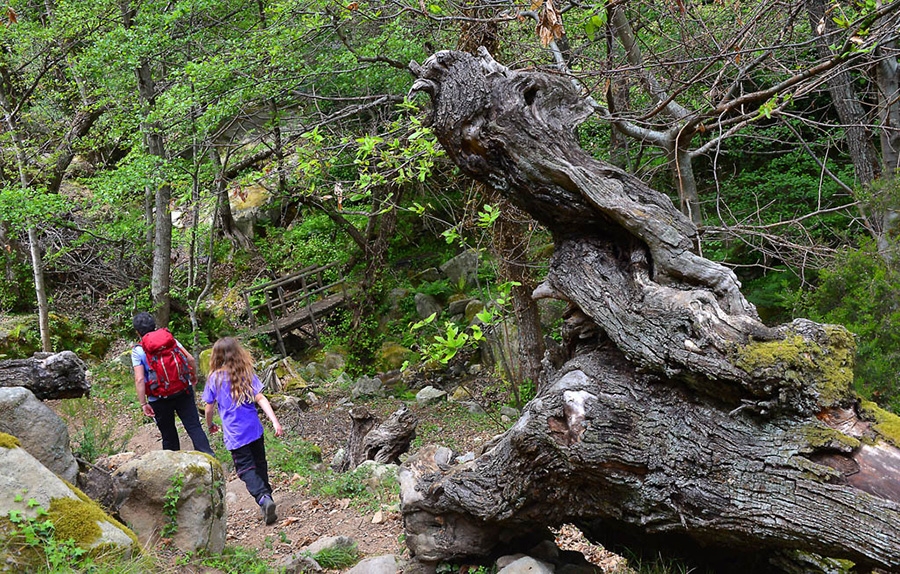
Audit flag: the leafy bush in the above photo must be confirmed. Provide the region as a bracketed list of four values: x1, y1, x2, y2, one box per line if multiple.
[800, 240, 900, 412]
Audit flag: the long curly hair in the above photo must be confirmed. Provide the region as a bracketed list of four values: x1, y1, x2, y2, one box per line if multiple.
[209, 337, 256, 405]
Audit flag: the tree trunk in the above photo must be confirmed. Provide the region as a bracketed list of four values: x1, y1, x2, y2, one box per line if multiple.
[27, 228, 51, 352]
[0, 351, 89, 399]
[805, 0, 896, 261]
[404, 49, 900, 572]
[488, 193, 545, 393]
[136, 61, 172, 327]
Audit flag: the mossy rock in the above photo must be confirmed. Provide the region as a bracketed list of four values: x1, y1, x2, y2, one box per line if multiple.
[375, 342, 416, 373]
[0, 441, 137, 569]
[199, 348, 213, 376]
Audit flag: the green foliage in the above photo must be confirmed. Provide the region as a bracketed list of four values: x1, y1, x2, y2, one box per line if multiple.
[162, 473, 185, 538]
[409, 313, 484, 365]
[800, 239, 900, 412]
[739, 269, 801, 326]
[308, 542, 359, 570]
[265, 433, 323, 475]
[59, 399, 132, 464]
[177, 546, 272, 574]
[4, 500, 87, 572]
[0, 253, 33, 313]
[255, 212, 354, 274]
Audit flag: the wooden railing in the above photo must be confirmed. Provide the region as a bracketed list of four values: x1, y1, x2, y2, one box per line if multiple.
[242, 262, 348, 355]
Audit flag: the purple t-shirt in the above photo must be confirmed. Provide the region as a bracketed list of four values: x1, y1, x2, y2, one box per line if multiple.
[202, 371, 264, 451]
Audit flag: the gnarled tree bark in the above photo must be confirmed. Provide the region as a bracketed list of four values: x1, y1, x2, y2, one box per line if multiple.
[401, 49, 900, 572]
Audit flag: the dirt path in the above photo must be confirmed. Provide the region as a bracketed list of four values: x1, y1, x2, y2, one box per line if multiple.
[124, 409, 407, 570]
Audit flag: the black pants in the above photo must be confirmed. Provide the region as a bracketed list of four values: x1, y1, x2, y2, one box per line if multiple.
[231, 436, 271, 503]
[152, 389, 214, 455]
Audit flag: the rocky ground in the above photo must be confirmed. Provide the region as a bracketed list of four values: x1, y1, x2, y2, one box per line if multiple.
[56, 361, 625, 573]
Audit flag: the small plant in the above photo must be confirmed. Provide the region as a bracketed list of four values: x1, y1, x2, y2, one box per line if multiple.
[180, 546, 272, 574]
[4, 497, 89, 572]
[409, 312, 484, 365]
[59, 397, 132, 463]
[162, 473, 184, 538]
[308, 542, 359, 569]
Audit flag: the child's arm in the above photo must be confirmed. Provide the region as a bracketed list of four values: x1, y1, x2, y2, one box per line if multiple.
[255, 393, 283, 437]
[204, 403, 219, 433]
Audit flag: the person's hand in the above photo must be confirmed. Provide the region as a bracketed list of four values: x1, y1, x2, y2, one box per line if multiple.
[208, 423, 219, 434]
[141, 403, 155, 417]
[273, 421, 283, 437]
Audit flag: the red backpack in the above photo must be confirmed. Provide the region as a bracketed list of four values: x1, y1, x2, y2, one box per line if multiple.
[140, 328, 194, 398]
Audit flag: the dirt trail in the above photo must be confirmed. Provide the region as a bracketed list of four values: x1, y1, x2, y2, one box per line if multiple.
[124, 412, 407, 570]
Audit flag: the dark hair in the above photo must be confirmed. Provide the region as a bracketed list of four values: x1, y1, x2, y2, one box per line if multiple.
[133, 312, 156, 336]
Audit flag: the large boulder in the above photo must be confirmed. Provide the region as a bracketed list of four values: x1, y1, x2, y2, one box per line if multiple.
[0, 433, 137, 569]
[0, 387, 78, 482]
[439, 249, 480, 289]
[414, 293, 442, 320]
[114, 450, 226, 553]
[375, 342, 416, 373]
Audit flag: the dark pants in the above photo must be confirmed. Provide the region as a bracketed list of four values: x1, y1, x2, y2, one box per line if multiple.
[231, 436, 271, 503]
[152, 389, 214, 455]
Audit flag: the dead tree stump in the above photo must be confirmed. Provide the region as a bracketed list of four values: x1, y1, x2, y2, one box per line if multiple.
[401, 49, 900, 572]
[335, 406, 418, 472]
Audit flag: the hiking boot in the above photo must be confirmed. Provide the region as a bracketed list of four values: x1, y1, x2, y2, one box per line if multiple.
[259, 495, 277, 525]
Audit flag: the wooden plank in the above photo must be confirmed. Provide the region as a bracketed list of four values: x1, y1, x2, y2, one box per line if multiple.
[247, 292, 347, 336]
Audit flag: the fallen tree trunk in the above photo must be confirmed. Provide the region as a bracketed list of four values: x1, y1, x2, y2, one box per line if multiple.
[401, 49, 900, 572]
[0, 351, 89, 399]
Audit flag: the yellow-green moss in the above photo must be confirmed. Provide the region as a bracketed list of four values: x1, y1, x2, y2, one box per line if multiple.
[185, 459, 223, 483]
[734, 329, 855, 408]
[859, 401, 900, 448]
[799, 424, 861, 451]
[49, 495, 140, 550]
[47, 497, 104, 546]
[0, 432, 21, 449]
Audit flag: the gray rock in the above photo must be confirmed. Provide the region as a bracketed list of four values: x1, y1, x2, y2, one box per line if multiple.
[115, 450, 226, 553]
[439, 249, 480, 289]
[278, 553, 323, 573]
[448, 298, 474, 316]
[497, 556, 555, 574]
[304, 534, 357, 555]
[346, 554, 407, 574]
[459, 401, 486, 415]
[455, 452, 475, 464]
[412, 268, 441, 284]
[351, 375, 385, 399]
[415, 386, 447, 406]
[414, 293, 442, 320]
[323, 351, 347, 372]
[500, 405, 520, 419]
[0, 387, 78, 482]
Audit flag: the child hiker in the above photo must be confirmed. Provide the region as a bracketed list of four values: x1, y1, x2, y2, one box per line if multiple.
[203, 337, 283, 525]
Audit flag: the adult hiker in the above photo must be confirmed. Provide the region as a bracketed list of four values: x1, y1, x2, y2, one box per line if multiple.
[132, 311, 214, 456]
